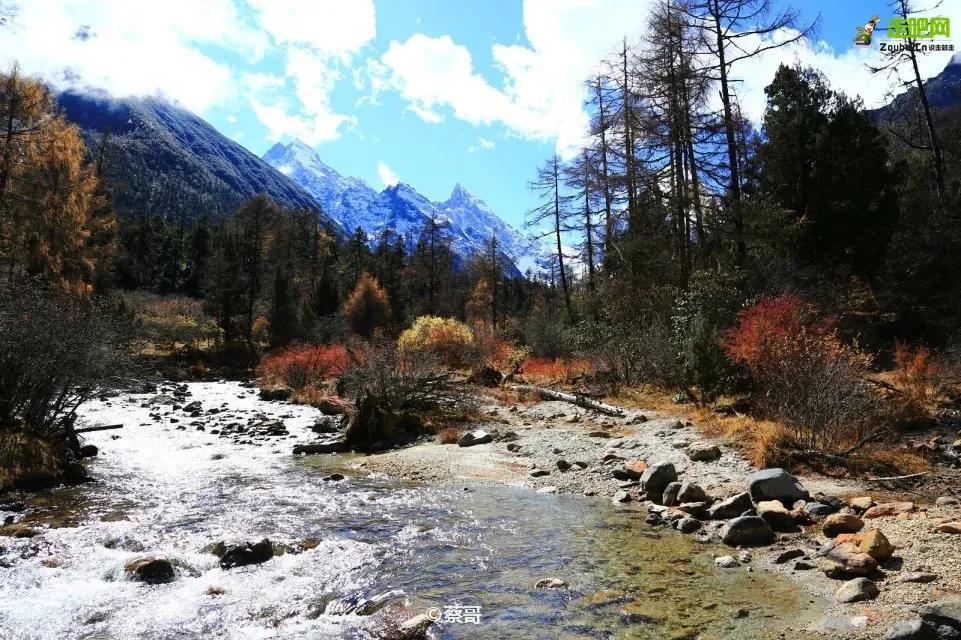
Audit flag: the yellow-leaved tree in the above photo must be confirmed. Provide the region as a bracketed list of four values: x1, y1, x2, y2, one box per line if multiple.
[0, 65, 112, 292]
[342, 271, 391, 338]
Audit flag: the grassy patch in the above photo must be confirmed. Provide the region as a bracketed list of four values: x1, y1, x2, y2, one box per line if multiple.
[0, 431, 62, 490]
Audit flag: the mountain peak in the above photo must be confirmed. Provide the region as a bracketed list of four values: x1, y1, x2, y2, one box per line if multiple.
[288, 137, 313, 151]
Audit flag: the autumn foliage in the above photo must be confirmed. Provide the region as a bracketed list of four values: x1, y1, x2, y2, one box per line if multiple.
[892, 342, 938, 419]
[397, 316, 474, 367]
[520, 357, 596, 384]
[342, 272, 391, 338]
[258, 344, 352, 390]
[722, 294, 880, 451]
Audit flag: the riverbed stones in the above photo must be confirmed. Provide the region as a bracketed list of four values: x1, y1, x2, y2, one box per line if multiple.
[458, 430, 492, 447]
[534, 577, 569, 589]
[0, 523, 39, 538]
[220, 539, 273, 569]
[124, 558, 175, 584]
[864, 501, 916, 519]
[849, 496, 875, 511]
[640, 462, 677, 503]
[674, 517, 701, 533]
[611, 490, 631, 504]
[662, 481, 682, 506]
[389, 613, 434, 640]
[687, 442, 721, 462]
[804, 502, 835, 517]
[530, 468, 550, 478]
[936, 496, 960, 506]
[858, 529, 894, 560]
[823, 513, 864, 538]
[715, 555, 739, 568]
[708, 492, 753, 520]
[821, 543, 878, 578]
[835, 578, 880, 603]
[677, 481, 710, 505]
[293, 441, 348, 455]
[894, 572, 939, 584]
[919, 596, 961, 633]
[756, 500, 799, 533]
[882, 618, 935, 640]
[935, 521, 961, 534]
[747, 468, 808, 507]
[556, 459, 571, 471]
[773, 549, 805, 564]
[721, 516, 775, 547]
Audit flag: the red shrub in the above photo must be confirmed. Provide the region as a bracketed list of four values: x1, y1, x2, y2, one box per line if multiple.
[722, 295, 879, 451]
[259, 344, 352, 390]
[521, 357, 596, 384]
[893, 341, 938, 416]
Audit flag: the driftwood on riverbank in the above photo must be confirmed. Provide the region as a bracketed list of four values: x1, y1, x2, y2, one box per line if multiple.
[73, 424, 124, 434]
[508, 385, 625, 417]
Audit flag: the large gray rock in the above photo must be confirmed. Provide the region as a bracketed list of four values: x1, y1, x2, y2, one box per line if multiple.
[748, 468, 808, 507]
[708, 492, 754, 520]
[677, 482, 711, 504]
[882, 619, 936, 640]
[220, 539, 273, 569]
[458, 430, 493, 447]
[835, 578, 879, 603]
[721, 516, 775, 547]
[919, 597, 961, 632]
[640, 462, 677, 503]
[662, 481, 682, 506]
[687, 442, 721, 462]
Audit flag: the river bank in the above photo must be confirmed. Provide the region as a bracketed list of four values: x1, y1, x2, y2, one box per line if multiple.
[0, 380, 832, 640]
[352, 388, 961, 639]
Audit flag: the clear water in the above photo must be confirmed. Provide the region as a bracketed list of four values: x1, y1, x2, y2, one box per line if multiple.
[0, 382, 820, 639]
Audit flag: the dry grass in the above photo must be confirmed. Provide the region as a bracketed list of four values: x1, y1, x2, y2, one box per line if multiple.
[0, 431, 61, 490]
[609, 384, 932, 476]
[436, 427, 461, 445]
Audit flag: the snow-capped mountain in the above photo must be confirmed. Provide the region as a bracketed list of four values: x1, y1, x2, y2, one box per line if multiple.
[263, 139, 549, 278]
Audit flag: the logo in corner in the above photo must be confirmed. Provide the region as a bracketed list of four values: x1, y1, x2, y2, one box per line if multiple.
[854, 15, 881, 46]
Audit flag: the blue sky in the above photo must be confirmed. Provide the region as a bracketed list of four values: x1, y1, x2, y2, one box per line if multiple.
[1, 0, 958, 228]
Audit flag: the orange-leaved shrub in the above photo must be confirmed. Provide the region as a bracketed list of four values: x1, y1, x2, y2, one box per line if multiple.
[722, 294, 881, 451]
[397, 316, 474, 367]
[520, 357, 596, 384]
[343, 272, 391, 338]
[892, 341, 938, 421]
[258, 344, 352, 390]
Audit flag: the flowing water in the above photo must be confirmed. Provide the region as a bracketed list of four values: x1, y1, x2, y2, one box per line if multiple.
[0, 381, 821, 639]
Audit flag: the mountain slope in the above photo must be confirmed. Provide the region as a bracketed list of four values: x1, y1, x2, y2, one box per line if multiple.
[872, 56, 961, 121]
[59, 91, 337, 229]
[263, 140, 548, 277]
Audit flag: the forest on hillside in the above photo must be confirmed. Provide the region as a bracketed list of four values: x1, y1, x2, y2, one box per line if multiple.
[1, 0, 960, 488]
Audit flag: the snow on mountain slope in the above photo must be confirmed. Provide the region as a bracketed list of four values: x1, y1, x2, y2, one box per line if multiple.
[263, 140, 549, 277]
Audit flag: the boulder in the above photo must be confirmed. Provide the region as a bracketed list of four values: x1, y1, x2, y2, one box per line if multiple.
[124, 558, 175, 584]
[677, 502, 711, 519]
[78, 444, 99, 458]
[823, 513, 864, 538]
[835, 578, 879, 603]
[821, 542, 878, 578]
[714, 555, 739, 568]
[534, 577, 569, 589]
[708, 492, 754, 520]
[624, 460, 648, 478]
[389, 613, 434, 640]
[293, 441, 348, 455]
[674, 517, 701, 533]
[858, 529, 894, 560]
[756, 500, 800, 533]
[804, 502, 835, 517]
[611, 490, 631, 504]
[747, 468, 808, 507]
[773, 549, 805, 564]
[220, 539, 273, 569]
[458, 430, 493, 447]
[640, 462, 677, 503]
[936, 522, 961, 534]
[687, 442, 721, 462]
[919, 597, 961, 632]
[0, 523, 40, 538]
[258, 387, 291, 401]
[864, 502, 916, 519]
[316, 397, 347, 415]
[936, 496, 960, 507]
[721, 516, 775, 547]
[882, 619, 936, 640]
[662, 482, 682, 507]
[677, 482, 711, 505]
[894, 572, 938, 584]
[311, 416, 343, 434]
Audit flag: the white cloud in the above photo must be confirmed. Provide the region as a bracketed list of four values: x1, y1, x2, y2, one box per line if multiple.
[244, 1, 376, 146]
[377, 161, 399, 187]
[468, 136, 495, 152]
[374, 0, 958, 158]
[226, 114, 238, 124]
[247, 0, 374, 59]
[0, 0, 265, 113]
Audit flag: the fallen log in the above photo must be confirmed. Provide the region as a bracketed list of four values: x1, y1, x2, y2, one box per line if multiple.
[73, 424, 124, 434]
[509, 385, 625, 417]
[866, 472, 929, 482]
